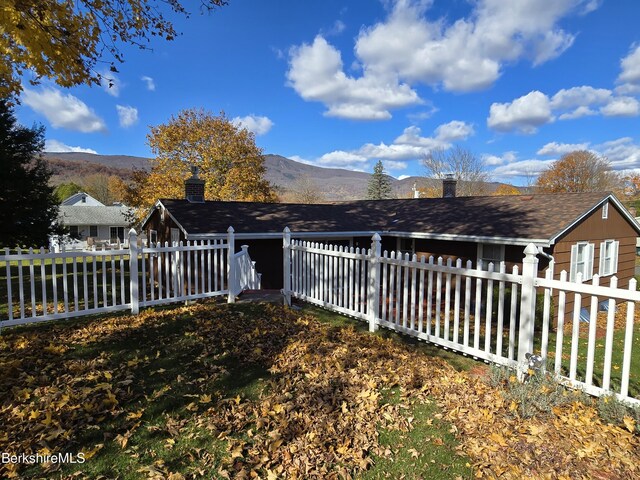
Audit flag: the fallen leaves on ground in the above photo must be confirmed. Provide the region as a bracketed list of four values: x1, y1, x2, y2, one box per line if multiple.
[0, 302, 638, 479]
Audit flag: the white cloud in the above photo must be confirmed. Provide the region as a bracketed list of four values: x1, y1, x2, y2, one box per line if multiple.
[558, 106, 597, 120]
[354, 0, 586, 92]
[299, 120, 471, 171]
[45, 139, 98, 154]
[600, 96, 640, 117]
[434, 120, 475, 142]
[550, 86, 611, 110]
[232, 115, 274, 135]
[482, 151, 517, 166]
[141, 75, 156, 91]
[22, 87, 107, 133]
[287, 1, 592, 119]
[487, 91, 553, 133]
[287, 35, 421, 120]
[617, 44, 640, 85]
[597, 137, 640, 169]
[116, 105, 139, 128]
[397, 174, 411, 180]
[491, 159, 554, 178]
[100, 71, 121, 97]
[537, 141, 590, 156]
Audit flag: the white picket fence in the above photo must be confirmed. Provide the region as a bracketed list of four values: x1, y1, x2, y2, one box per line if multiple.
[283, 229, 640, 406]
[0, 227, 260, 329]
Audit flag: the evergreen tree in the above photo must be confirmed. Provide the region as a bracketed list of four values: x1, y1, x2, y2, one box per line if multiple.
[0, 100, 60, 247]
[367, 160, 393, 200]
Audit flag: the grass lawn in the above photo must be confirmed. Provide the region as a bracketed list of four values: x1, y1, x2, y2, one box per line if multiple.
[0, 300, 638, 479]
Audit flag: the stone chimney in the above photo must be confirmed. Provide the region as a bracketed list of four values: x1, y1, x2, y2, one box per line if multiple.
[442, 173, 457, 198]
[185, 165, 205, 203]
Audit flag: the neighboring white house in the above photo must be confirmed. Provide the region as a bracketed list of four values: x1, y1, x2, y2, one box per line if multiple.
[61, 192, 105, 207]
[53, 193, 134, 250]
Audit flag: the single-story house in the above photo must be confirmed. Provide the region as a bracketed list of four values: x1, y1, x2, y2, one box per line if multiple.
[141, 174, 640, 294]
[54, 193, 134, 250]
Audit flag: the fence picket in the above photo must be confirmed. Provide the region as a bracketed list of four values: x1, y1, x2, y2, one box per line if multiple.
[554, 270, 567, 374]
[444, 258, 452, 341]
[453, 259, 462, 344]
[495, 262, 506, 357]
[72, 254, 79, 311]
[410, 254, 417, 330]
[29, 250, 36, 317]
[435, 257, 442, 337]
[585, 275, 600, 386]
[463, 261, 472, 347]
[17, 250, 25, 318]
[569, 274, 583, 381]
[474, 260, 483, 350]
[620, 279, 637, 397]
[426, 257, 434, 336]
[418, 256, 425, 333]
[485, 262, 494, 354]
[602, 277, 618, 390]
[402, 254, 409, 328]
[508, 265, 519, 361]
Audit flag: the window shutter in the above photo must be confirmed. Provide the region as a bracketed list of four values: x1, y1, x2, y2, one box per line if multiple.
[585, 243, 595, 281]
[570, 244, 578, 282]
[612, 241, 619, 275]
[599, 242, 606, 275]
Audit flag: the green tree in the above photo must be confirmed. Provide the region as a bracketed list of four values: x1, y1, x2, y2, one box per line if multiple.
[54, 182, 83, 202]
[0, 100, 60, 247]
[137, 109, 276, 211]
[367, 160, 393, 200]
[1, 0, 228, 99]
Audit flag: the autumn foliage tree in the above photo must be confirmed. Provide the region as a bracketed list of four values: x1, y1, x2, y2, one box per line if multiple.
[0, 0, 227, 99]
[134, 109, 276, 211]
[536, 151, 620, 193]
[492, 184, 521, 196]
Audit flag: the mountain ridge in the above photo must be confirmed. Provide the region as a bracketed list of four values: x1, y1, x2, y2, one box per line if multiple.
[43, 152, 512, 200]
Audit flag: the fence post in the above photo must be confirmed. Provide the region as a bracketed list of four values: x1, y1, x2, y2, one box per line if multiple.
[517, 243, 539, 376]
[227, 226, 236, 304]
[368, 233, 382, 332]
[283, 227, 292, 306]
[129, 229, 139, 315]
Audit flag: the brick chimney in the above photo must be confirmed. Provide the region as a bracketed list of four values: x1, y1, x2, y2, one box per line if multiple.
[442, 173, 457, 198]
[185, 166, 205, 203]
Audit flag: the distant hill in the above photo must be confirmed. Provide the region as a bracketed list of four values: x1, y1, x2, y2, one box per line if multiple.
[43, 152, 518, 200]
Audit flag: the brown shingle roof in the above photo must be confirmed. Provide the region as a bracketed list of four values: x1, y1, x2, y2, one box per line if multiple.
[156, 192, 629, 244]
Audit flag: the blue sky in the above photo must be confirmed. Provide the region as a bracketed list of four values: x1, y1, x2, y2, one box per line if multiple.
[15, 0, 640, 185]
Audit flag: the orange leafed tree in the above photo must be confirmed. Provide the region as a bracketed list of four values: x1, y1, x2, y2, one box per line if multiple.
[492, 184, 521, 196]
[0, 0, 228, 99]
[536, 150, 620, 193]
[131, 109, 277, 212]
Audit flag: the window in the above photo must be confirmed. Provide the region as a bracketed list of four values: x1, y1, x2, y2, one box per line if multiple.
[397, 237, 415, 256]
[69, 225, 79, 238]
[89, 225, 98, 237]
[149, 230, 158, 245]
[110, 226, 125, 244]
[570, 241, 594, 282]
[602, 202, 609, 219]
[477, 243, 504, 270]
[599, 239, 619, 276]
